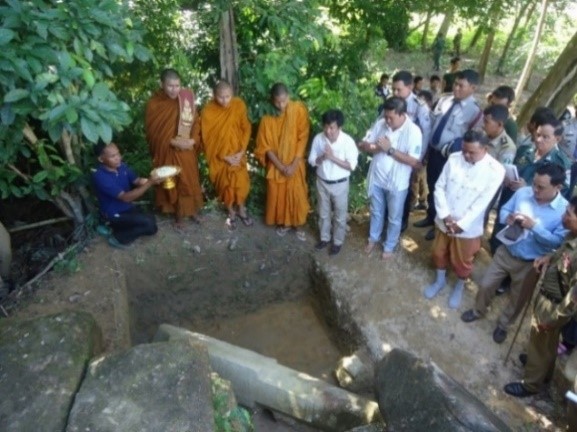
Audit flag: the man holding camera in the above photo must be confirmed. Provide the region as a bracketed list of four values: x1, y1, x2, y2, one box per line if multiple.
[461, 163, 568, 344]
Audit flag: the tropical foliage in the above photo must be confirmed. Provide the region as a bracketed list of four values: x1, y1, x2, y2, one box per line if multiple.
[1, 0, 576, 224]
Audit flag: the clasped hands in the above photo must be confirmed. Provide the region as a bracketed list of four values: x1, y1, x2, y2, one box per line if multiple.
[316, 143, 336, 165]
[443, 216, 463, 235]
[224, 151, 244, 167]
[279, 159, 299, 177]
[358, 137, 390, 153]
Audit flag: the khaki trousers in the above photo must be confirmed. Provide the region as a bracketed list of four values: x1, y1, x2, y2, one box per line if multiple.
[474, 245, 533, 329]
[523, 295, 570, 392]
[316, 178, 349, 246]
[410, 168, 428, 206]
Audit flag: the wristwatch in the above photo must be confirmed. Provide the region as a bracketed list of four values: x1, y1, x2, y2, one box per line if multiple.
[387, 147, 396, 156]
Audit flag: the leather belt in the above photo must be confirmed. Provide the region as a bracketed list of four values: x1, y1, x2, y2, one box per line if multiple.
[540, 290, 562, 304]
[319, 177, 348, 185]
[512, 255, 534, 263]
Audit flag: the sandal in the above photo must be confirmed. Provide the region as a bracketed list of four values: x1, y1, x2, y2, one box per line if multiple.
[226, 215, 237, 230]
[172, 220, 186, 233]
[276, 226, 290, 237]
[191, 214, 204, 225]
[296, 230, 306, 241]
[238, 214, 254, 227]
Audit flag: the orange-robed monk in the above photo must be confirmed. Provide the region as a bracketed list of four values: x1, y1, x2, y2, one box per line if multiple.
[255, 82, 311, 240]
[195, 81, 253, 226]
[145, 68, 204, 227]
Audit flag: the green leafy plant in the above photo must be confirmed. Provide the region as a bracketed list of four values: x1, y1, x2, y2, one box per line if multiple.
[212, 375, 253, 432]
[0, 0, 151, 226]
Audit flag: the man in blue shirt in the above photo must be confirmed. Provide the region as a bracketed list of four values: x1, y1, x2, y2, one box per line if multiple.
[461, 163, 568, 343]
[93, 142, 161, 248]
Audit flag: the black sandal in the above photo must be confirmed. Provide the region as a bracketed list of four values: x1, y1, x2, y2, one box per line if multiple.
[238, 214, 254, 227]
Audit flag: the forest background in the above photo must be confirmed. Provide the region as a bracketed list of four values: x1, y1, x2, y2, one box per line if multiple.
[1, 0, 577, 236]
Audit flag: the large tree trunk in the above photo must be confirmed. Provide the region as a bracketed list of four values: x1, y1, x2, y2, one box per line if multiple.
[477, 31, 495, 84]
[421, 9, 433, 51]
[219, 7, 239, 93]
[517, 30, 577, 127]
[521, 0, 538, 28]
[436, 11, 454, 40]
[466, 26, 483, 53]
[477, 4, 501, 84]
[514, 0, 549, 104]
[495, 0, 526, 74]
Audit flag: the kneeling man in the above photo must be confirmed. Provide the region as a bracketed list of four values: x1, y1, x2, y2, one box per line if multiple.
[93, 141, 161, 248]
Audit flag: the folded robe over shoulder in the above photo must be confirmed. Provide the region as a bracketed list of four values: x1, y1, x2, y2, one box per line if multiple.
[145, 89, 203, 217]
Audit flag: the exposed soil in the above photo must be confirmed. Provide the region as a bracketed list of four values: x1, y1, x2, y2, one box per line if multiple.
[2, 206, 570, 431]
[0, 54, 562, 430]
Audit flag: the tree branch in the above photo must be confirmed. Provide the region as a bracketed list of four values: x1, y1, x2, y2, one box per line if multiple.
[60, 129, 77, 165]
[22, 123, 38, 147]
[7, 164, 32, 182]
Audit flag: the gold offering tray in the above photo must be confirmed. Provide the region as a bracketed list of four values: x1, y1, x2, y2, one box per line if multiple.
[152, 165, 181, 189]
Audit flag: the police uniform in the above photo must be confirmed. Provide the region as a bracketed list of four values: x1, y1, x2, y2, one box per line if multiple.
[403, 93, 432, 225]
[487, 129, 516, 165]
[521, 236, 577, 393]
[405, 92, 432, 159]
[514, 144, 571, 194]
[504, 117, 518, 144]
[424, 94, 483, 222]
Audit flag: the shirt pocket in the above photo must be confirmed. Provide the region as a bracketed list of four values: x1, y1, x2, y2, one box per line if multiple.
[447, 110, 466, 135]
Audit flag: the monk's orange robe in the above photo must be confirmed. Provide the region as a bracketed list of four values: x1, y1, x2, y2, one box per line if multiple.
[196, 97, 251, 208]
[145, 90, 203, 218]
[254, 100, 310, 227]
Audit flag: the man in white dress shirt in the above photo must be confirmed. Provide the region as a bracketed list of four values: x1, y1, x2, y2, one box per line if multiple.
[308, 109, 359, 256]
[358, 97, 422, 259]
[414, 69, 483, 241]
[391, 70, 432, 232]
[424, 130, 505, 308]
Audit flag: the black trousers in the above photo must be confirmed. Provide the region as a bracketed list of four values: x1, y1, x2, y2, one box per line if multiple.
[425, 148, 448, 222]
[107, 207, 158, 245]
[488, 187, 515, 255]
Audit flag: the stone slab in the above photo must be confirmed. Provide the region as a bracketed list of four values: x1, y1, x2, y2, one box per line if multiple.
[0, 311, 102, 432]
[66, 340, 215, 432]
